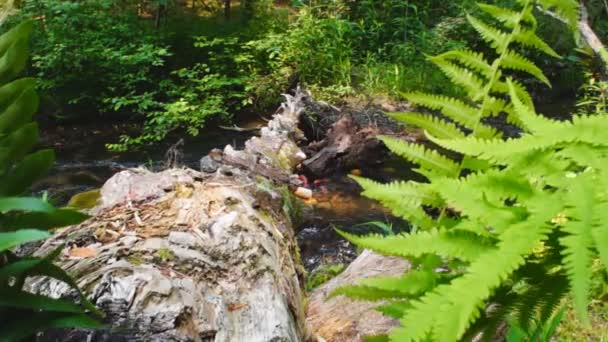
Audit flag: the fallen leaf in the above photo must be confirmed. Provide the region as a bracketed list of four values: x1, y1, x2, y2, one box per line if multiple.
[227, 303, 249, 312]
[69, 246, 98, 258]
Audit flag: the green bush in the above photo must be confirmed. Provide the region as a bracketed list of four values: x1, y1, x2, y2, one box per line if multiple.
[0, 21, 101, 340]
[7, 0, 171, 118]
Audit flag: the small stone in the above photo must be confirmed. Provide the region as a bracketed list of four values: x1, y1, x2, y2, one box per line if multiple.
[294, 187, 313, 200]
[200, 155, 219, 173]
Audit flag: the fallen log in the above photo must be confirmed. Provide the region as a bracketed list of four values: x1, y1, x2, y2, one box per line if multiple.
[27, 89, 313, 341]
[306, 250, 410, 341]
[302, 115, 389, 178]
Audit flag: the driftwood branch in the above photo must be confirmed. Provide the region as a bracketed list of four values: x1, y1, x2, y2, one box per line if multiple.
[218, 124, 262, 133]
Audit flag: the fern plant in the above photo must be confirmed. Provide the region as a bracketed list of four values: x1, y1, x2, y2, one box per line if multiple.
[0, 22, 102, 341]
[331, 1, 601, 341]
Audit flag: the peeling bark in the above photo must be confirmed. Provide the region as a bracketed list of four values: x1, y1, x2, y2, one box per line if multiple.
[306, 250, 410, 342]
[302, 116, 389, 178]
[27, 90, 313, 342]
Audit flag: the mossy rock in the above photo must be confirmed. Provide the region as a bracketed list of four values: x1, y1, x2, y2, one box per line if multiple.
[67, 189, 101, 210]
[306, 263, 346, 292]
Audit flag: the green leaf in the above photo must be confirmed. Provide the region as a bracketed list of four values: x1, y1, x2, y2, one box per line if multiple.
[502, 51, 551, 86]
[0, 229, 49, 252]
[0, 122, 39, 169]
[0, 83, 39, 135]
[467, 15, 509, 53]
[0, 197, 54, 213]
[380, 136, 460, 177]
[338, 229, 495, 262]
[0, 290, 84, 313]
[2, 312, 102, 342]
[390, 112, 465, 139]
[0, 149, 54, 196]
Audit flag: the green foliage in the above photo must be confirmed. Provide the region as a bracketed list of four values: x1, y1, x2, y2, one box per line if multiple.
[7, 0, 171, 116]
[0, 21, 101, 340]
[305, 263, 346, 291]
[332, 1, 608, 340]
[506, 307, 566, 342]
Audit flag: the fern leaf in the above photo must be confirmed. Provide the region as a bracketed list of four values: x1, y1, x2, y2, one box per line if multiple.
[478, 3, 536, 28]
[502, 51, 551, 86]
[434, 50, 493, 79]
[338, 229, 496, 262]
[353, 176, 442, 207]
[513, 30, 561, 58]
[431, 220, 553, 341]
[352, 176, 440, 227]
[401, 93, 497, 137]
[376, 301, 412, 319]
[557, 144, 608, 169]
[331, 270, 438, 301]
[380, 136, 460, 177]
[506, 78, 556, 133]
[559, 175, 595, 325]
[467, 15, 509, 53]
[477, 4, 521, 28]
[493, 79, 534, 107]
[591, 200, 608, 278]
[484, 96, 508, 117]
[432, 173, 530, 232]
[389, 112, 465, 139]
[430, 57, 486, 99]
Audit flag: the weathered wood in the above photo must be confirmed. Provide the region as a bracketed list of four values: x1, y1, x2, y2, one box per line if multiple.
[27, 89, 314, 342]
[302, 116, 388, 178]
[306, 250, 410, 342]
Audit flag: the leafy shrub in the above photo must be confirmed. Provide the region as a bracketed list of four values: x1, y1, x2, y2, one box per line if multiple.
[330, 1, 607, 340]
[7, 0, 171, 118]
[0, 21, 101, 340]
[107, 35, 259, 150]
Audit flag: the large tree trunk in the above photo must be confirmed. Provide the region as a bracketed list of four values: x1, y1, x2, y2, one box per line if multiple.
[27, 90, 312, 342]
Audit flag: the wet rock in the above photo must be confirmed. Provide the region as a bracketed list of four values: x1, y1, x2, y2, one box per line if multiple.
[200, 155, 219, 173]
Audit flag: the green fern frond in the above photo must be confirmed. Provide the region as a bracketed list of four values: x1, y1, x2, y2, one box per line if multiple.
[379, 136, 460, 177]
[352, 176, 442, 207]
[559, 174, 595, 325]
[591, 200, 608, 278]
[502, 51, 551, 86]
[401, 93, 498, 137]
[478, 3, 536, 28]
[506, 78, 557, 133]
[376, 301, 412, 320]
[393, 219, 552, 342]
[513, 29, 561, 58]
[433, 50, 493, 79]
[493, 79, 534, 106]
[331, 270, 438, 301]
[512, 275, 568, 331]
[352, 176, 437, 226]
[432, 174, 530, 232]
[467, 15, 509, 53]
[389, 112, 465, 139]
[338, 229, 496, 262]
[430, 58, 486, 99]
